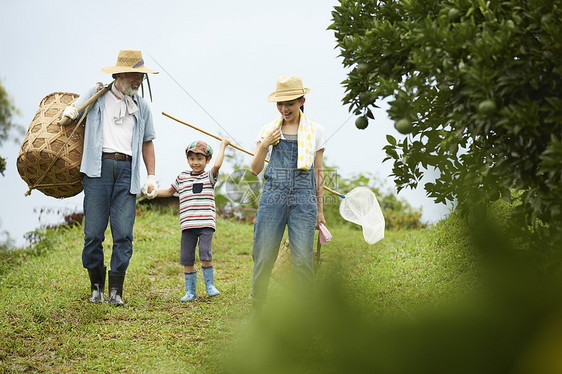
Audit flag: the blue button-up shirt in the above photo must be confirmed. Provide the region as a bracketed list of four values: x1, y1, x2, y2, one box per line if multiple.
[74, 84, 156, 194]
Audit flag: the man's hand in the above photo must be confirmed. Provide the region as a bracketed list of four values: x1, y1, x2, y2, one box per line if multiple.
[62, 104, 78, 120]
[142, 175, 158, 199]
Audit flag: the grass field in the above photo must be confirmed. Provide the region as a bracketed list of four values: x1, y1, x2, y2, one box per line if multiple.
[2, 207, 561, 373]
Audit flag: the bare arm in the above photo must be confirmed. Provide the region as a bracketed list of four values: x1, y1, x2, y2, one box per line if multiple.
[210, 139, 231, 177]
[157, 186, 176, 198]
[314, 148, 326, 228]
[142, 140, 156, 176]
[250, 142, 268, 176]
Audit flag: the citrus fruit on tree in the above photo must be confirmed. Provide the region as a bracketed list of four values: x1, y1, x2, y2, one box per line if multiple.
[355, 116, 369, 129]
[478, 100, 497, 115]
[395, 119, 413, 134]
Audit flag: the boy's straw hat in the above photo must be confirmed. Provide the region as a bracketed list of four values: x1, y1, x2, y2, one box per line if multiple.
[100, 49, 158, 75]
[267, 75, 310, 102]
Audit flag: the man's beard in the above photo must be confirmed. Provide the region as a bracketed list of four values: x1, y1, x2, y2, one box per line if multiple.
[122, 83, 139, 97]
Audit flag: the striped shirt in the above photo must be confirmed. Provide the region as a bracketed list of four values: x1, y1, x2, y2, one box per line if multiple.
[172, 170, 217, 231]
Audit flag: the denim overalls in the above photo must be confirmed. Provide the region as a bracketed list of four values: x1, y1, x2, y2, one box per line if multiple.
[252, 137, 317, 301]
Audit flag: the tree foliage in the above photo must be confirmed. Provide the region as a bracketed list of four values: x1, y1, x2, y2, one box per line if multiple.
[330, 0, 562, 228]
[0, 80, 22, 176]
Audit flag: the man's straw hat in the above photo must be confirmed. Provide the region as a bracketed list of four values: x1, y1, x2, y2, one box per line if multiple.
[100, 49, 158, 75]
[267, 75, 310, 102]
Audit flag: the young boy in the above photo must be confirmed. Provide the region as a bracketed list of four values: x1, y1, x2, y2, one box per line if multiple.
[156, 138, 230, 301]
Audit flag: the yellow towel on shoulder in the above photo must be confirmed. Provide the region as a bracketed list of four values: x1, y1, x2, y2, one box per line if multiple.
[262, 111, 315, 170]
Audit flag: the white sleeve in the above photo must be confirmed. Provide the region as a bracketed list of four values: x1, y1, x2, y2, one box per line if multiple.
[255, 123, 273, 158]
[255, 124, 268, 144]
[315, 123, 326, 152]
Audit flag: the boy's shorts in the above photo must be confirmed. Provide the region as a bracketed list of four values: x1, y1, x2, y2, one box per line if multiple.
[180, 227, 215, 266]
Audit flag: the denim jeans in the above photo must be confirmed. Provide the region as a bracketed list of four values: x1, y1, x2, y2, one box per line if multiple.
[252, 139, 317, 302]
[82, 158, 137, 272]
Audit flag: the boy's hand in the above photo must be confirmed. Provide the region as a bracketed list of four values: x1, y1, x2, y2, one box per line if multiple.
[221, 138, 231, 147]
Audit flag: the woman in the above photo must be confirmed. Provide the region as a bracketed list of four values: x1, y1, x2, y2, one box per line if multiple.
[250, 75, 326, 310]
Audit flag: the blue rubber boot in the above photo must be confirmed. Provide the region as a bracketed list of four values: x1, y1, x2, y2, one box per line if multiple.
[202, 266, 220, 297]
[181, 271, 197, 302]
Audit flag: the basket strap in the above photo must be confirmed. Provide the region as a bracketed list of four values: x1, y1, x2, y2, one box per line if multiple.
[28, 180, 82, 190]
[25, 83, 111, 196]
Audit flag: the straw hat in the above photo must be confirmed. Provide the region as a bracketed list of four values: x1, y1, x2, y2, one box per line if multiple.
[100, 49, 158, 75]
[267, 75, 310, 102]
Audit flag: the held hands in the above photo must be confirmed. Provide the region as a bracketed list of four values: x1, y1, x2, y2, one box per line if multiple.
[62, 104, 78, 120]
[142, 175, 158, 199]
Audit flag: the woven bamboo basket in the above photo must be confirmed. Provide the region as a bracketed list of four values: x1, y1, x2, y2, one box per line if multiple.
[17, 92, 83, 198]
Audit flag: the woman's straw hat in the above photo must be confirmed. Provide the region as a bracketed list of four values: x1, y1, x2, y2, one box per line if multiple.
[267, 75, 310, 102]
[100, 49, 158, 75]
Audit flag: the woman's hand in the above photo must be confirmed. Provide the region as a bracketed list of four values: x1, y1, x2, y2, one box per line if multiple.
[316, 212, 326, 229]
[262, 129, 282, 147]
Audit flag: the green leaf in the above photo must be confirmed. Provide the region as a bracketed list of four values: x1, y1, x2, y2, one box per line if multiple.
[386, 134, 397, 145]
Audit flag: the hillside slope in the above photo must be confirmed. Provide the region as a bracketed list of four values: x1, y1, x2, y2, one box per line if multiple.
[6, 210, 553, 373]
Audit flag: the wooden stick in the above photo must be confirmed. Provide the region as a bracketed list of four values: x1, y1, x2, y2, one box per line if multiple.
[162, 112, 254, 157]
[314, 234, 322, 271]
[162, 111, 345, 198]
[323, 186, 346, 198]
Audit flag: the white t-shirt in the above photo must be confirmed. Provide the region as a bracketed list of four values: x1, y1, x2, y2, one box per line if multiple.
[254, 119, 326, 160]
[102, 92, 134, 156]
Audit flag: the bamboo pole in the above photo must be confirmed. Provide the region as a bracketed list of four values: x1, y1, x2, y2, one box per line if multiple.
[162, 111, 345, 197]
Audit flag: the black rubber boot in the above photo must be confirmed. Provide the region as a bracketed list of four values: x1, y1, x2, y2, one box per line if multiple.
[107, 270, 126, 306]
[87, 266, 106, 303]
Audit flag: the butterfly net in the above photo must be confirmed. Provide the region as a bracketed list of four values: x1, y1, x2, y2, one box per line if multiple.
[339, 187, 385, 244]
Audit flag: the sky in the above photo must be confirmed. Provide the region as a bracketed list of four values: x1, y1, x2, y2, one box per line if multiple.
[0, 0, 451, 247]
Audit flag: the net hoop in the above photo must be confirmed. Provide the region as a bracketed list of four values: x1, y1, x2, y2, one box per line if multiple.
[339, 186, 385, 244]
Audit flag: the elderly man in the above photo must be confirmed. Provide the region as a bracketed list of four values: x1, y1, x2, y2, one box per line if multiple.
[62, 49, 159, 305]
